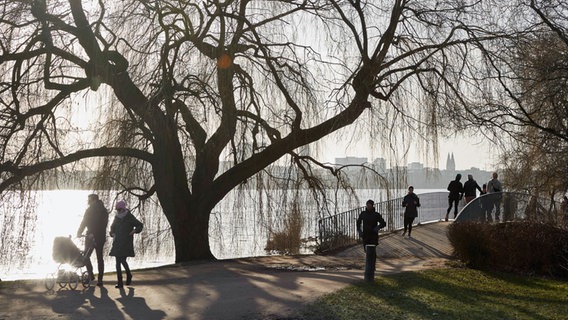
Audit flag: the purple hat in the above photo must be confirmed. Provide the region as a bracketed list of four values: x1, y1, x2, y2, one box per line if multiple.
[115, 200, 127, 211]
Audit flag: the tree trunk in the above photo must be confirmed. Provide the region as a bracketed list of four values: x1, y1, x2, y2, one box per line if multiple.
[151, 121, 216, 261]
[170, 203, 215, 262]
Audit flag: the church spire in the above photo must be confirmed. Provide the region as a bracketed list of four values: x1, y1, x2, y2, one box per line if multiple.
[446, 153, 456, 171]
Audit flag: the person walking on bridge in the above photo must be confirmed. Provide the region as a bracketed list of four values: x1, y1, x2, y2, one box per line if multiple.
[463, 174, 482, 204]
[402, 186, 420, 238]
[357, 200, 387, 282]
[445, 174, 464, 221]
[487, 172, 503, 222]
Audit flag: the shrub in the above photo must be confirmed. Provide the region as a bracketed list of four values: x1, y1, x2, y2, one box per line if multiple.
[448, 221, 568, 278]
[314, 231, 353, 254]
[265, 205, 304, 255]
[447, 222, 492, 268]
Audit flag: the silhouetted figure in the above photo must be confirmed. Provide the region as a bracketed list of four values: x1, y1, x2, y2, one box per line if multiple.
[402, 186, 420, 238]
[356, 200, 386, 282]
[479, 183, 491, 222]
[109, 200, 143, 289]
[77, 194, 109, 286]
[463, 174, 482, 204]
[446, 174, 463, 221]
[487, 172, 503, 222]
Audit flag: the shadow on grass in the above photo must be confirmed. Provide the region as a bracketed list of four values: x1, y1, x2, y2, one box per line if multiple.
[300, 267, 568, 320]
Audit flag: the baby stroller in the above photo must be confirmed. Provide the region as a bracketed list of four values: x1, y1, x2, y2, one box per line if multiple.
[44, 235, 94, 290]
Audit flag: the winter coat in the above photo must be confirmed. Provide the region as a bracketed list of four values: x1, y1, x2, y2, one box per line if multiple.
[356, 209, 387, 245]
[463, 179, 482, 197]
[447, 180, 464, 200]
[487, 178, 503, 193]
[109, 210, 143, 258]
[402, 193, 421, 218]
[77, 199, 109, 244]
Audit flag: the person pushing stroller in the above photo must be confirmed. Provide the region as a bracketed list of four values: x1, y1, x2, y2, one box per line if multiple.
[76, 194, 109, 286]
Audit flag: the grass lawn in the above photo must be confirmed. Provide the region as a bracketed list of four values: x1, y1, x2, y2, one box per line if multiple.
[299, 267, 568, 320]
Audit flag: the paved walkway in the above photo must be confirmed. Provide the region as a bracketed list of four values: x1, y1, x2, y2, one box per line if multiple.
[0, 222, 454, 320]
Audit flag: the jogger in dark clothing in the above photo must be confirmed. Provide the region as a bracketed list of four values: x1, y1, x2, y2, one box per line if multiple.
[445, 174, 464, 221]
[402, 186, 420, 238]
[356, 200, 387, 282]
[77, 194, 109, 286]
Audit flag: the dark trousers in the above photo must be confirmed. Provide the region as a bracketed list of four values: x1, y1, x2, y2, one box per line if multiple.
[403, 217, 415, 235]
[84, 238, 105, 282]
[447, 198, 459, 217]
[364, 244, 377, 282]
[492, 199, 501, 221]
[115, 256, 132, 286]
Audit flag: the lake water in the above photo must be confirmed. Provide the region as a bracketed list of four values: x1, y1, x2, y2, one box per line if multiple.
[0, 188, 445, 281]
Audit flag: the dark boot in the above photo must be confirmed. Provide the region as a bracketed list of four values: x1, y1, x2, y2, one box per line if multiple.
[115, 266, 123, 288]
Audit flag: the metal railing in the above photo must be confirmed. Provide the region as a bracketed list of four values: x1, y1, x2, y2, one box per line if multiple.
[317, 192, 459, 253]
[318, 191, 565, 253]
[455, 192, 560, 224]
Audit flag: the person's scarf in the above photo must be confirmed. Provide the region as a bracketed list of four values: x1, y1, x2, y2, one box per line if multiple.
[116, 210, 128, 219]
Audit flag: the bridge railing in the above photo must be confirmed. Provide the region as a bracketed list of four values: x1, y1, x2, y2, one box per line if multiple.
[455, 192, 560, 224]
[318, 191, 565, 253]
[317, 192, 459, 253]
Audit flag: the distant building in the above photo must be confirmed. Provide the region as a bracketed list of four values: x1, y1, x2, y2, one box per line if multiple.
[408, 162, 424, 170]
[335, 156, 368, 166]
[372, 157, 387, 172]
[446, 153, 456, 172]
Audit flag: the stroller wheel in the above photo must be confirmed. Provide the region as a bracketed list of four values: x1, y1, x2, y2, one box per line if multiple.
[68, 272, 79, 290]
[58, 276, 67, 289]
[81, 271, 92, 288]
[45, 273, 56, 291]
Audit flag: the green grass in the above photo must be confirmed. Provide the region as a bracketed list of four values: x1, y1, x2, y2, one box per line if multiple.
[299, 267, 568, 320]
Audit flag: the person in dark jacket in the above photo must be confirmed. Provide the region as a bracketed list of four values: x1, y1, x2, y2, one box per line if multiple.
[479, 183, 490, 222]
[109, 200, 143, 288]
[77, 194, 109, 286]
[402, 186, 420, 238]
[356, 200, 387, 282]
[487, 172, 503, 222]
[463, 174, 482, 204]
[445, 174, 464, 221]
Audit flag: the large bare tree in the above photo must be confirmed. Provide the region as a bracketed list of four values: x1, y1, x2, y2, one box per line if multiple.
[0, 0, 501, 262]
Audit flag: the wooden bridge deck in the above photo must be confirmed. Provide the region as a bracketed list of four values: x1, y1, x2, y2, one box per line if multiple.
[335, 221, 454, 260]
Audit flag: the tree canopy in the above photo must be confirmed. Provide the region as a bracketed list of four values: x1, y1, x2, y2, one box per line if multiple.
[0, 0, 515, 261]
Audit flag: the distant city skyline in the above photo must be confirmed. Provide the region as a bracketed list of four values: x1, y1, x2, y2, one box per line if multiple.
[333, 151, 492, 172]
[333, 154, 495, 189]
[322, 132, 498, 172]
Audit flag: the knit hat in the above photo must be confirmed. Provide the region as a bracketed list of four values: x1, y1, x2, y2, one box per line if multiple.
[115, 200, 127, 211]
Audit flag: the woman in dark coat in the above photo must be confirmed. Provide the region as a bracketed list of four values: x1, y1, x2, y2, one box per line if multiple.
[109, 200, 143, 288]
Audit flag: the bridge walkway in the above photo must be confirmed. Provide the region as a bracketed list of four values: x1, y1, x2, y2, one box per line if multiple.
[334, 221, 454, 262]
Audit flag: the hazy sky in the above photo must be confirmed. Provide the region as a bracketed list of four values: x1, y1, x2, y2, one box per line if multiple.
[322, 134, 497, 171]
